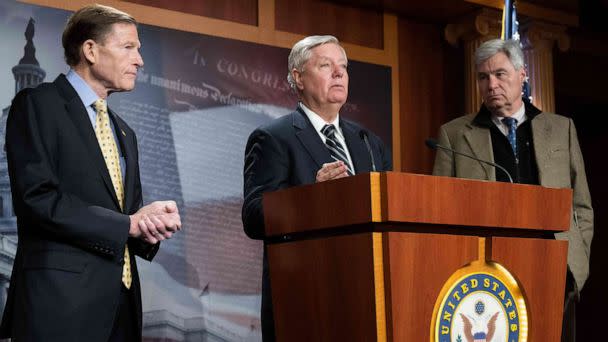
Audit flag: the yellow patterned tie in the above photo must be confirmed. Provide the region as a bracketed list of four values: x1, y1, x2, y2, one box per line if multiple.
[93, 99, 132, 289]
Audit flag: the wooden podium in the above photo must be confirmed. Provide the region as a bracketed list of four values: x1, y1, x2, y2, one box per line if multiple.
[263, 172, 570, 341]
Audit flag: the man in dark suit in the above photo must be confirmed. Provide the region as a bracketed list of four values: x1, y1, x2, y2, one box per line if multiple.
[242, 35, 392, 341]
[0, 4, 181, 341]
[432, 38, 592, 342]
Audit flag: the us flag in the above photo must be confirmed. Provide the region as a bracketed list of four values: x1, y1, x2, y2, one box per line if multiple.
[501, 0, 532, 102]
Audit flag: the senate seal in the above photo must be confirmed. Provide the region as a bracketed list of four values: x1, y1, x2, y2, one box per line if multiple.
[430, 260, 528, 342]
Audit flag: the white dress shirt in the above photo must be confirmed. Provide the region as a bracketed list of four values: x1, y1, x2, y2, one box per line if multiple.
[299, 102, 355, 173]
[491, 102, 527, 136]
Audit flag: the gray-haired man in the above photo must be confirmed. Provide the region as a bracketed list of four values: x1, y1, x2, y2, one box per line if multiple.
[242, 35, 392, 341]
[432, 38, 593, 342]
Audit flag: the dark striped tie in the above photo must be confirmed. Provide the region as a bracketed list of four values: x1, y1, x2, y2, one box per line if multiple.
[321, 124, 354, 175]
[502, 117, 518, 156]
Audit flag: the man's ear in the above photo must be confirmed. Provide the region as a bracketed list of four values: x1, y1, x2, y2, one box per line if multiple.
[518, 67, 526, 84]
[292, 69, 304, 91]
[81, 39, 98, 65]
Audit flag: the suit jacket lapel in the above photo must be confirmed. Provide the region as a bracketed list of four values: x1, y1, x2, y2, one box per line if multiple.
[341, 120, 372, 173]
[109, 109, 136, 214]
[531, 113, 551, 185]
[54, 75, 122, 211]
[463, 124, 495, 180]
[293, 108, 332, 169]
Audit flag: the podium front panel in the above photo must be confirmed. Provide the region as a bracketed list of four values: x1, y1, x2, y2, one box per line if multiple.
[268, 232, 384, 342]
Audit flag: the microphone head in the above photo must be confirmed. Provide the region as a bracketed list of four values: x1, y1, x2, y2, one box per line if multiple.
[425, 138, 438, 150]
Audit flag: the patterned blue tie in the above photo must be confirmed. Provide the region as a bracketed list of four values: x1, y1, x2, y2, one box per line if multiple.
[502, 117, 518, 156]
[321, 124, 354, 175]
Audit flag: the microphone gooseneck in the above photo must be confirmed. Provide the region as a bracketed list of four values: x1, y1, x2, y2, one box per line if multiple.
[425, 138, 514, 183]
[360, 130, 377, 172]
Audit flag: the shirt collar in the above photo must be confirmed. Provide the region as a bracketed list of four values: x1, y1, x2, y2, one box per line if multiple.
[491, 102, 526, 127]
[66, 69, 101, 108]
[299, 102, 341, 134]
[473, 100, 542, 128]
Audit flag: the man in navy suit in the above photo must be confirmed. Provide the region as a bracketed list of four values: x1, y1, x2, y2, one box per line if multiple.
[242, 35, 392, 341]
[0, 5, 181, 341]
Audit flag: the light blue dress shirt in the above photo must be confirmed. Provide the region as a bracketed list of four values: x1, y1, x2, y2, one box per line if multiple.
[65, 69, 126, 181]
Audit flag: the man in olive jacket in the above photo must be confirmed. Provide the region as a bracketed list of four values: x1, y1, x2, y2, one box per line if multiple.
[432, 38, 592, 342]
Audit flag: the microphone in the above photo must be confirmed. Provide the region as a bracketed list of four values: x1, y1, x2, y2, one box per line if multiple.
[360, 130, 377, 172]
[425, 138, 513, 183]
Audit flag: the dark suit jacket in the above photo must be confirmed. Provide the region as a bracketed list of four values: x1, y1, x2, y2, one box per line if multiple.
[432, 102, 593, 293]
[242, 106, 392, 340]
[0, 74, 158, 341]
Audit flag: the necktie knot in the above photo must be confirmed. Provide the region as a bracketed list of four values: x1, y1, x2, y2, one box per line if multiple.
[502, 117, 517, 129]
[321, 124, 337, 139]
[93, 99, 107, 114]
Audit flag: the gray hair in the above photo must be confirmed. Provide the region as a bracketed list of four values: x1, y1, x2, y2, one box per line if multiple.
[287, 35, 347, 90]
[475, 39, 525, 71]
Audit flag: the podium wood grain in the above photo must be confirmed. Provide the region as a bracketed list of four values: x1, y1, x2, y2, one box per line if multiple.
[269, 233, 380, 342]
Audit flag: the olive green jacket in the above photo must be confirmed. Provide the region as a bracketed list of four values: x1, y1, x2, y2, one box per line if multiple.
[433, 105, 593, 292]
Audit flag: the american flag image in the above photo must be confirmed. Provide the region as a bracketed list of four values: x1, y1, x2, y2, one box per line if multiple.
[501, 0, 532, 102]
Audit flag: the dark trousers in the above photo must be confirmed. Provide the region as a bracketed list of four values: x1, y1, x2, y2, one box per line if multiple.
[261, 298, 276, 342]
[261, 250, 276, 342]
[108, 286, 138, 342]
[561, 270, 577, 342]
